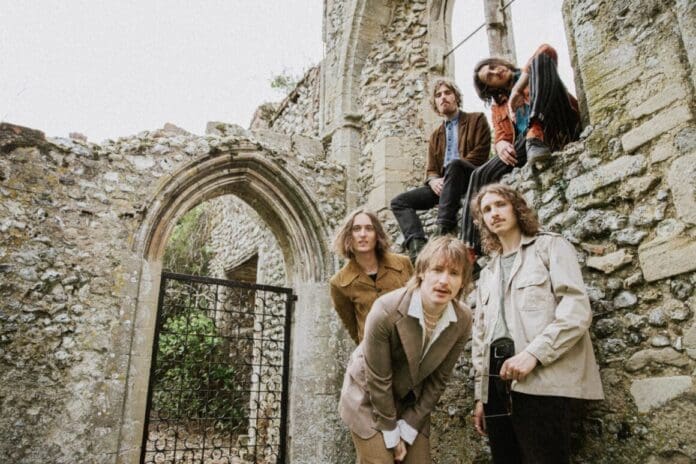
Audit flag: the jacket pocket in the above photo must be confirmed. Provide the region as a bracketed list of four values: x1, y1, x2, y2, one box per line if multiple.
[516, 272, 551, 311]
[347, 348, 368, 389]
[515, 272, 554, 341]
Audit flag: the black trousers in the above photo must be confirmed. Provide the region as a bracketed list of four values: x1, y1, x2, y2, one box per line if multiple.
[460, 52, 581, 255]
[460, 136, 527, 254]
[391, 159, 476, 246]
[483, 354, 571, 464]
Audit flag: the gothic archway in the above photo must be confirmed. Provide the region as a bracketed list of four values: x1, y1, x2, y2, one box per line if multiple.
[115, 140, 332, 462]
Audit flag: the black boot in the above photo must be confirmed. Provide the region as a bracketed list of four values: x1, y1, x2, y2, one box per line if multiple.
[407, 238, 426, 263]
[526, 137, 551, 164]
[433, 224, 456, 237]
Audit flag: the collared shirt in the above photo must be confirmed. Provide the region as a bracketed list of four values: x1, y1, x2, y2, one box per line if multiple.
[383, 288, 458, 449]
[407, 289, 458, 357]
[443, 112, 460, 167]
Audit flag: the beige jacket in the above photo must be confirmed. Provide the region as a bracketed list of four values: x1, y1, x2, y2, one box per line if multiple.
[339, 288, 472, 439]
[472, 232, 604, 403]
[330, 252, 413, 344]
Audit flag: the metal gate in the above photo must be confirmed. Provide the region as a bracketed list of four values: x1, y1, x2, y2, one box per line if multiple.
[141, 272, 295, 464]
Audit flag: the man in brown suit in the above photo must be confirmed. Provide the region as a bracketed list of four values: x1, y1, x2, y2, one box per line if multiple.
[391, 78, 491, 262]
[339, 236, 473, 463]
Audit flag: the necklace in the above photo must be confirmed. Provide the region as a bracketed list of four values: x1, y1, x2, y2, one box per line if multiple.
[423, 306, 444, 333]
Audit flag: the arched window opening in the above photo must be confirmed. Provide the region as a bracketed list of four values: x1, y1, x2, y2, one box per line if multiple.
[226, 253, 260, 284]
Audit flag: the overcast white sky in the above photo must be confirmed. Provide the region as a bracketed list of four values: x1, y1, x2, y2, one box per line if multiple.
[1, 0, 572, 142]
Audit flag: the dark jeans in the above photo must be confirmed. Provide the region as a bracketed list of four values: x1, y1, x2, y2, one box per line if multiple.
[483, 352, 571, 464]
[461, 52, 581, 255]
[391, 159, 476, 246]
[460, 137, 527, 254]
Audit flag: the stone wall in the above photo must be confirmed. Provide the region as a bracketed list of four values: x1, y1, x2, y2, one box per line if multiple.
[357, 0, 432, 224]
[0, 127, 221, 463]
[207, 195, 286, 286]
[0, 122, 343, 463]
[266, 66, 321, 139]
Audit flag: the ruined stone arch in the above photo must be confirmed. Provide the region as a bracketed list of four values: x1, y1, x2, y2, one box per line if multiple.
[333, 0, 392, 119]
[116, 140, 332, 462]
[135, 146, 330, 283]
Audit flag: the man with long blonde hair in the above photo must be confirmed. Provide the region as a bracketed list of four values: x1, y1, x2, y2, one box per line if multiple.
[339, 236, 472, 463]
[469, 184, 603, 463]
[330, 208, 413, 344]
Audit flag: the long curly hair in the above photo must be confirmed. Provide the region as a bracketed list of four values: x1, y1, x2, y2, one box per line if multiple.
[332, 208, 391, 260]
[472, 57, 518, 106]
[429, 78, 463, 115]
[471, 184, 541, 255]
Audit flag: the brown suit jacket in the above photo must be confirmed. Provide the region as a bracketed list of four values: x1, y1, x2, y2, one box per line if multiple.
[425, 111, 491, 182]
[339, 287, 472, 439]
[330, 252, 413, 343]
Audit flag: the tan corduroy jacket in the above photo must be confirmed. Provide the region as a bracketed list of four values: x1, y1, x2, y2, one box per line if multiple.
[425, 111, 491, 182]
[472, 232, 604, 403]
[330, 252, 414, 344]
[339, 288, 472, 439]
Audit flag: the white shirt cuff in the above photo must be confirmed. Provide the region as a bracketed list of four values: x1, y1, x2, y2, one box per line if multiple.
[382, 426, 401, 449]
[398, 419, 418, 445]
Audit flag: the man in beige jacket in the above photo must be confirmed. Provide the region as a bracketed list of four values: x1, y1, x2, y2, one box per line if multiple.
[470, 184, 603, 464]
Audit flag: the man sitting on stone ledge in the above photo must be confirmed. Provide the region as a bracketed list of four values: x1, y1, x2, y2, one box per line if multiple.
[390, 78, 491, 262]
[461, 44, 582, 260]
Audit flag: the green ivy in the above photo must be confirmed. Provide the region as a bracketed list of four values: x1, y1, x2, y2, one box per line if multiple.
[152, 309, 247, 431]
[163, 204, 215, 276]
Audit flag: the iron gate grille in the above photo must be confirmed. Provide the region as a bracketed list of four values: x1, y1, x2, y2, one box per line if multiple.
[141, 272, 295, 464]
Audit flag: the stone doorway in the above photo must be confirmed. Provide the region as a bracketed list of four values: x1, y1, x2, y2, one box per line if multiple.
[140, 272, 294, 464]
[115, 144, 342, 463]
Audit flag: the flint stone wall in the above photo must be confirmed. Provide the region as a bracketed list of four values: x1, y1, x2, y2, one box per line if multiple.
[267, 66, 322, 139]
[0, 122, 345, 463]
[357, 0, 430, 211]
[207, 195, 286, 286]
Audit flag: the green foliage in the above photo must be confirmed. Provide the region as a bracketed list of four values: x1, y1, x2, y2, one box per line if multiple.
[270, 69, 301, 95]
[152, 309, 247, 430]
[163, 204, 214, 275]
